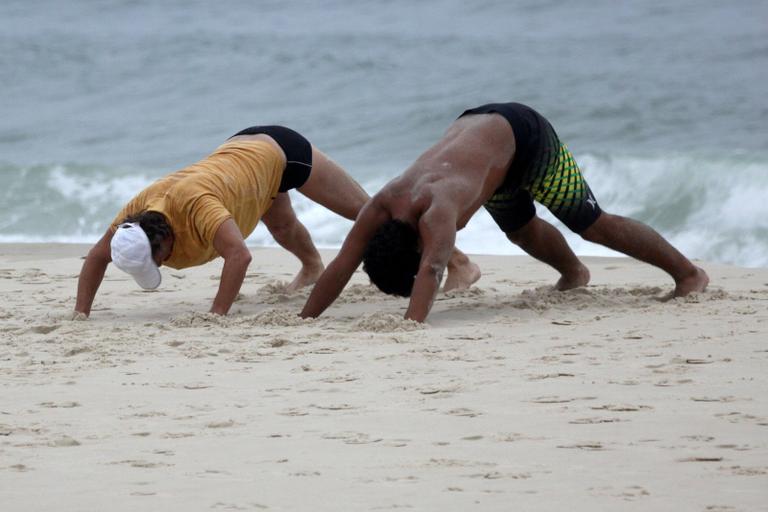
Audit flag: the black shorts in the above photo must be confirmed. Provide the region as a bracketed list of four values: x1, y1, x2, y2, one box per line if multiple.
[230, 125, 312, 192]
[459, 103, 601, 233]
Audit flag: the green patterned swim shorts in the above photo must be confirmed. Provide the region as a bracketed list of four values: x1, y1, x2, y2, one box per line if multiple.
[461, 102, 601, 233]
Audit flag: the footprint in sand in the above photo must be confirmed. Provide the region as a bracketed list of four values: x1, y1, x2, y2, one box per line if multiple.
[289, 471, 322, 477]
[530, 396, 596, 404]
[654, 379, 694, 387]
[418, 384, 462, 395]
[616, 486, 651, 500]
[319, 374, 359, 384]
[310, 403, 359, 412]
[492, 433, 549, 443]
[277, 408, 309, 417]
[211, 502, 269, 510]
[19, 269, 52, 284]
[382, 475, 419, 483]
[527, 372, 575, 380]
[690, 396, 742, 403]
[557, 442, 606, 451]
[463, 471, 531, 480]
[720, 465, 768, 476]
[591, 404, 653, 412]
[589, 485, 650, 501]
[321, 431, 383, 444]
[63, 346, 92, 357]
[569, 417, 626, 424]
[426, 458, 496, 468]
[681, 435, 715, 442]
[110, 460, 173, 468]
[39, 401, 81, 408]
[677, 456, 724, 462]
[714, 444, 754, 451]
[382, 438, 411, 448]
[530, 396, 574, 404]
[444, 407, 482, 418]
[714, 411, 768, 426]
[205, 420, 236, 429]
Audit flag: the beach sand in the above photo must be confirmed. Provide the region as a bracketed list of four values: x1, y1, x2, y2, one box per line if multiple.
[1, 244, 766, 511]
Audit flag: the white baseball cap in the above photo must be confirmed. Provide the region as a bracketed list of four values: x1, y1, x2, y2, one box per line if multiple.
[110, 222, 162, 290]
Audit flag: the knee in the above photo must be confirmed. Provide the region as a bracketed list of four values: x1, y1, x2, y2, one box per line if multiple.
[579, 226, 598, 243]
[505, 228, 527, 245]
[580, 212, 612, 243]
[505, 218, 538, 245]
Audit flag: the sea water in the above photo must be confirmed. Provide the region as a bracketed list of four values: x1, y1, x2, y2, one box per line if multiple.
[1, 0, 766, 267]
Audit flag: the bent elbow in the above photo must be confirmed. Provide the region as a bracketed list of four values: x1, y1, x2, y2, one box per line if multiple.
[239, 249, 253, 266]
[224, 247, 252, 267]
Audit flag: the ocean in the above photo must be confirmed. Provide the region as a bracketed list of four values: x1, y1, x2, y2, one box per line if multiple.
[2, 0, 766, 267]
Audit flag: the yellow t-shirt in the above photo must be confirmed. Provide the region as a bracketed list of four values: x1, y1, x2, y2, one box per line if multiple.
[112, 140, 284, 269]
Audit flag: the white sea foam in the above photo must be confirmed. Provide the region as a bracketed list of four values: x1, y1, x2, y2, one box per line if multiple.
[48, 166, 150, 208]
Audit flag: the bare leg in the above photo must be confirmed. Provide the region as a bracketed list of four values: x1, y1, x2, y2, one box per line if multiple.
[507, 215, 590, 290]
[580, 212, 708, 297]
[297, 147, 370, 220]
[262, 193, 325, 291]
[443, 248, 481, 291]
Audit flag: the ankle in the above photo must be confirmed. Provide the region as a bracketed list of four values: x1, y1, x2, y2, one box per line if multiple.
[674, 263, 701, 283]
[300, 256, 324, 272]
[448, 254, 469, 270]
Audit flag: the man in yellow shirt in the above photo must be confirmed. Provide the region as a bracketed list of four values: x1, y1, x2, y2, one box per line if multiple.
[74, 126, 479, 317]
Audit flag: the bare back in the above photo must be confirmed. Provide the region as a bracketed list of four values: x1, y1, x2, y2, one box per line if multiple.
[377, 113, 515, 229]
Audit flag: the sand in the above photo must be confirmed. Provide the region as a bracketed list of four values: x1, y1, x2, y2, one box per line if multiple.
[0, 244, 766, 511]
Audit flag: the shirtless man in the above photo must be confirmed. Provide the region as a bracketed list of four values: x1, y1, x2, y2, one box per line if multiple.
[301, 102, 709, 322]
[73, 125, 478, 318]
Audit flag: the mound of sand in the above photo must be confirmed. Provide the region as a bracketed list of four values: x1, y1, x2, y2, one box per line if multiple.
[255, 281, 310, 304]
[351, 312, 425, 332]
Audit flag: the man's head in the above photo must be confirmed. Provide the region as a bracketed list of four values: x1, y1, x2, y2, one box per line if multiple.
[111, 211, 173, 289]
[362, 219, 421, 297]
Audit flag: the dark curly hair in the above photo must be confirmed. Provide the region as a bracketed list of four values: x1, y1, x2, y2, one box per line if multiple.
[362, 219, 421, 297]
[120, 211, 173, 260]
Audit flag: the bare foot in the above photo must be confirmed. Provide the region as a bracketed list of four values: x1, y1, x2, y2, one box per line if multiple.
[444, 260, 481, 292]
[555, 263, 591, 291]
[285, 263, 325, 292]
[673, 266, 709, 297]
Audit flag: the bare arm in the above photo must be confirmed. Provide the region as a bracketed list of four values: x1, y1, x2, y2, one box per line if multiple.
[210, 219, 253, 315]
[74, 229, 114, 317]
[300, 200, 390, 318]
[297, 147, 370, 220]
[404, 207, 457, 323]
